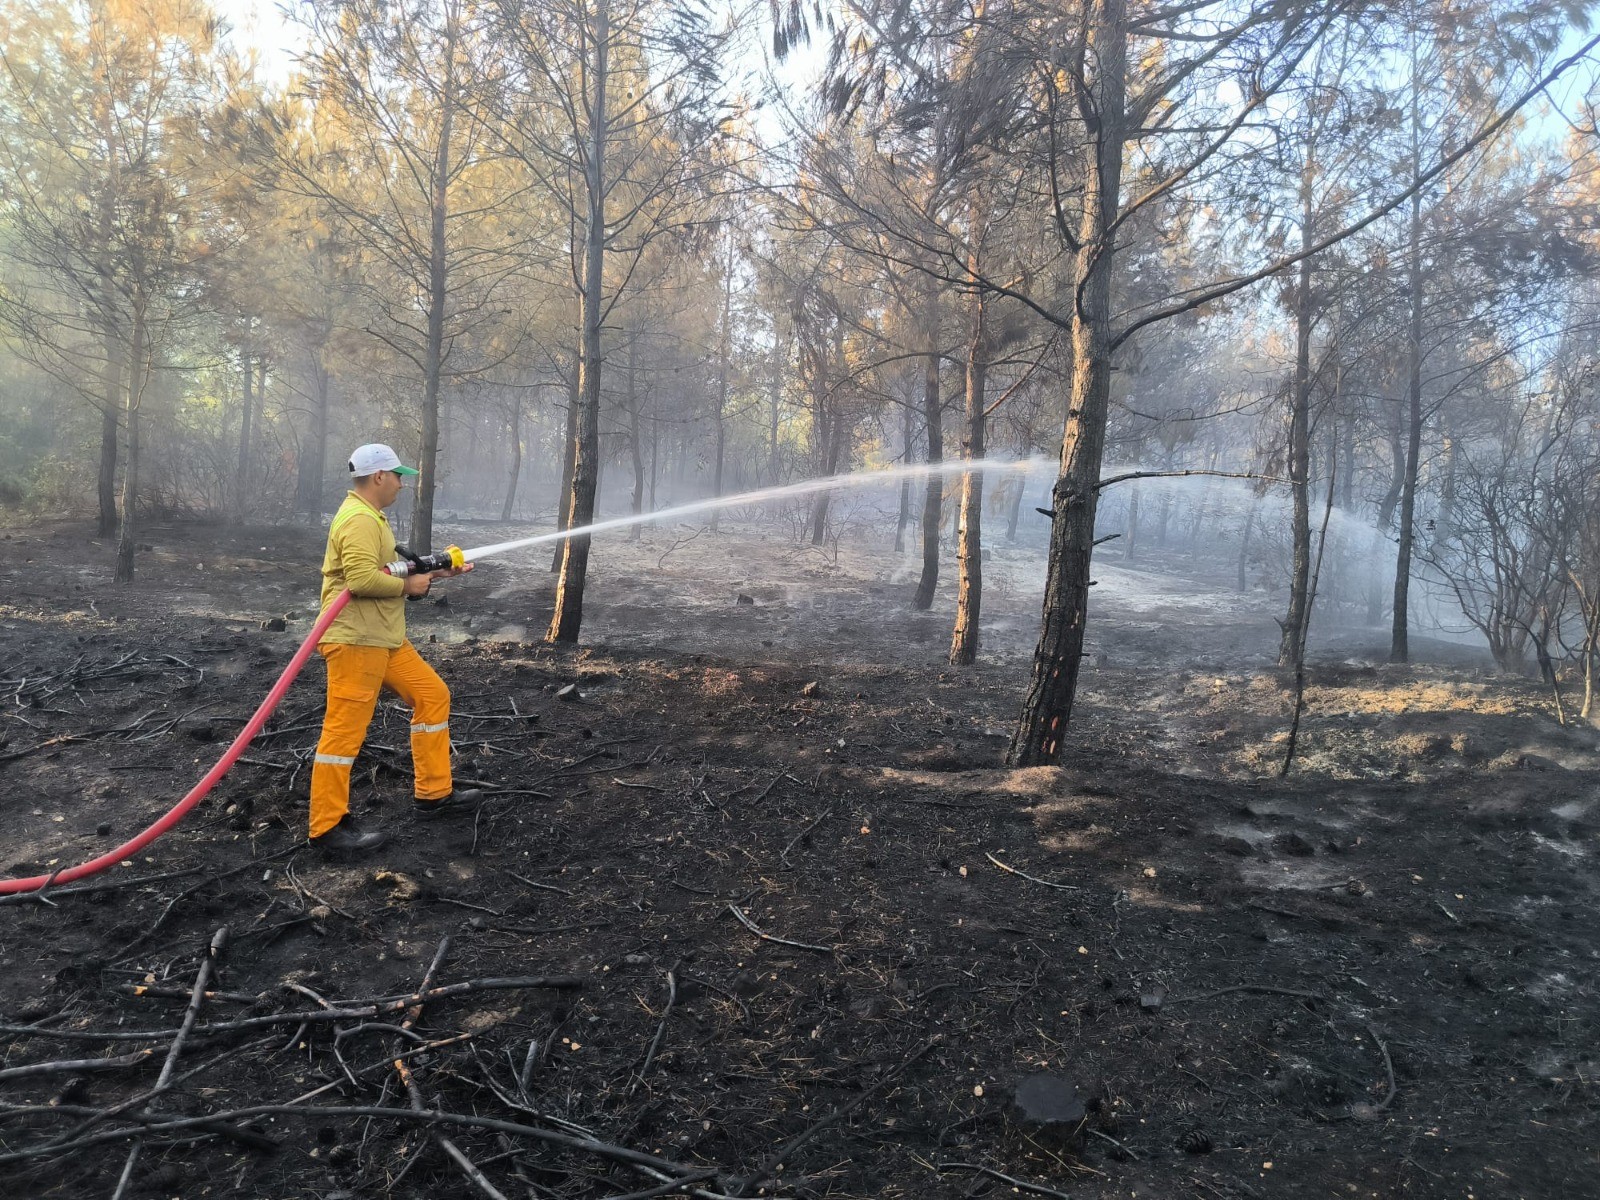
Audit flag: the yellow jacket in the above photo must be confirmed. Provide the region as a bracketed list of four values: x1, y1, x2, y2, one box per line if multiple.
[318, 492, 407, 648]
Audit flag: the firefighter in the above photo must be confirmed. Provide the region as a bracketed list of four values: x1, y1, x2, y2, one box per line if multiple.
[308, 443, 478, 853]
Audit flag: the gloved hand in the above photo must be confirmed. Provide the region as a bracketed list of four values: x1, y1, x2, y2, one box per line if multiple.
[394, 545, 426, 600]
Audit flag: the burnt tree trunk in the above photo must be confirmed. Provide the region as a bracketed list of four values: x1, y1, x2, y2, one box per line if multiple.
[711, 238, 732, 533]
[548, 0, 609, 644]
[1390, 185, 1424, 663]
[298, 347, 331, 522]
[913, 286, 943, 609]
[234, 348, 254, 523]
[113, 300, 147, 584]
[950, 261, 989, 666]
[552, 356, 580, 572]
[96, 377, 120, 539]
[1279, 186, 1315, 666]
[1008, 0, 1126, 766]
[501, 389, 523, 521]
[627, 337, 645, 543]
[895, 401, 915, 552]
[409, 12, 459, 553]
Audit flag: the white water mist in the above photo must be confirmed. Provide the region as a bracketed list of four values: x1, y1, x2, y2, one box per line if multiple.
[461, 456, 1058, 562]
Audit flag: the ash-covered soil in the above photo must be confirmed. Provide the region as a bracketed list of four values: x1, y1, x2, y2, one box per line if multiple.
[1, 515, 1596, 1199]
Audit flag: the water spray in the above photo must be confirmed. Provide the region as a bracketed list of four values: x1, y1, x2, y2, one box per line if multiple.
[0, 456, 1053, 895]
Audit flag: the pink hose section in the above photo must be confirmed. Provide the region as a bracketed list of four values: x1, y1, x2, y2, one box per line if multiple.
[0, 589, 355, 895]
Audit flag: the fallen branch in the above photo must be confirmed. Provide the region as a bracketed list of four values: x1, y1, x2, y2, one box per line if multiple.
[727, 905, 833, 954]
[936, 1161, 1075, 1198]
[124, 985, 259, 1004]
[598, 1172, 719, 1200]
[1350, 1022, 1398, 1118]
[632, 964, 678, 1093]
[0, 866, 205, 908]
[985, 852, 1080, 891]
[395, 938, 510, 1200]
[110, 926, 228, 1200]
[0, 1102, 742, 1190]
[0, 976, 585, 1044]
[1168, 984, 1329, 1006]
[0, 1048, 158, 1083]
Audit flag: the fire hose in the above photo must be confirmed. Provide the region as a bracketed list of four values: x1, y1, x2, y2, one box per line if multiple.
[0, 546, 466, 895]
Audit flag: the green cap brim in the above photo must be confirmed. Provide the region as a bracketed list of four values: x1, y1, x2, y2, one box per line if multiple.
[393, 465, 420, 476]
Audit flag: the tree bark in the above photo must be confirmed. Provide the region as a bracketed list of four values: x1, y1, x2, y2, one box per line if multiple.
[96, 389, 120, 539]
[1279, 215, 1315, 666]
[1005, 466, 1025, 542]
[627, 337, 645, 542]
[1008, 0, 1126, 766]
[410, 13, 459, 553]
[809, 417, 846, 547]
[895, 401, 915, 552]
[950, 253, 989, 666]
[711, 238, 732, 534]
[552, 355, 580, 571]
[1238, 506, 1256, 592]
[114, 301, 147, 584]
[912, 285, 943, 609]
[1125, 481, 1139, 562]
[234, 348, 254, 524]
[548, 0, 609, 644]
[298, 348, 331, 522]
[1390, 180, 1424, 664]
[501, 390, 522, 521]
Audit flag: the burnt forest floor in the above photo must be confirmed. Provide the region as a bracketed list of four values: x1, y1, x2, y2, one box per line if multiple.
[0, 514, 1596, 1200]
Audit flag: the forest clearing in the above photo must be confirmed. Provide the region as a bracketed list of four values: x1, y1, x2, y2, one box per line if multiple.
[4, 0, 1600, 1196]
[1, 514, 1596, 1198]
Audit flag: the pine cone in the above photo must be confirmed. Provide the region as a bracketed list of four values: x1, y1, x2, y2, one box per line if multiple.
[1180, 1129, 1213, 1155]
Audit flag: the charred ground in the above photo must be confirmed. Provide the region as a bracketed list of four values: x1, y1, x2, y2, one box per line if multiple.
[0, 518, 1596, 1199]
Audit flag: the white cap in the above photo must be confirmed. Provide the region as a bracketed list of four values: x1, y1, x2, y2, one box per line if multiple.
[348, 443, 418, 476]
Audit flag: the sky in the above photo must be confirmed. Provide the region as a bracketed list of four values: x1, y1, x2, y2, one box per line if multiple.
[212, 1, 306, 86]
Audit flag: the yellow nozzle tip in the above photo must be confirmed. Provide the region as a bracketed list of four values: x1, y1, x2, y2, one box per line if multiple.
[448, 546, 464, 569]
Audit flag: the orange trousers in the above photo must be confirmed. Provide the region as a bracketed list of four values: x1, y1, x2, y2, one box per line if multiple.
[309, 640, 454, 837]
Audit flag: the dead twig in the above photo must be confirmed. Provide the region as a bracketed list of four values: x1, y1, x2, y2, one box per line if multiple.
[747, 772, 788, 805]
[780, 804, 837, 867]
[936, 1161, 1078, 1197]
[656, 525, 708, 568]
[0, 976, 585, 1044]
[393, 937, 511, 1200]
[1087, 1127, 1141, 1160]
[110, 926, 228, 1200]
[732, 1038, 940, 1196]
[985, 852, 1080, 891]
[1168, 984, 1330, 1006]
[1351, 1022, 1398, 1117]
[632, 964, 679, 1093]
[506, 870, 573, 896]
[0, 1102, 741, 1193]
[612, 777, 668, 792]
[727, 904, 833, 954]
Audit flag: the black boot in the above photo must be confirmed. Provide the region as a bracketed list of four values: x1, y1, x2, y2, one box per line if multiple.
[311, 815, 388, 854]
[412, 788, 484, 818]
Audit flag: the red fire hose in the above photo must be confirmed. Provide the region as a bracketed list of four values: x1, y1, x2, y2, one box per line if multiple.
[0, 590, 356, 895]
[0, 543, 471, 895]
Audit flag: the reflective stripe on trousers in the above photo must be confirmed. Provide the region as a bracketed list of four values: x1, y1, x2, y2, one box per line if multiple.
[309, 640, 454, 838]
